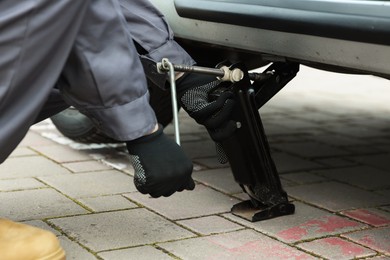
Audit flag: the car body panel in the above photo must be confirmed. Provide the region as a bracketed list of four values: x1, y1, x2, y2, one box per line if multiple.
[150, 0, 390, 77]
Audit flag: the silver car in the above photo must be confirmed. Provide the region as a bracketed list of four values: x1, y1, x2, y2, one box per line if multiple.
[151, 0, 390, 78]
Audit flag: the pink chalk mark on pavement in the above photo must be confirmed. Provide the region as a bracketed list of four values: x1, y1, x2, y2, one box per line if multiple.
[206, 237, 313, 260]
[322, 237, 365, 256]
[343, 209, 390, 227]
[277, 215, 360, 242]
[357, 233, 390, 253]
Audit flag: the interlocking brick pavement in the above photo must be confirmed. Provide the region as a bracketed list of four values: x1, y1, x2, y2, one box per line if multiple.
[342, 227, 390, 255]
[0, 189, 88, 221]
[297, 237, 376, 259]
[62, 161, 113, 173]
[78, 195, 138, 212]
[159, 229, 315, 260]
[224, 202, 366, 243]
[125, 185, 240, 220]
[177, 216, 243, 235]
[341, 208, 390, 227]
[1, 66, 390, 259]
[39, 170, 137, 198]
[314, 166, 390, 190]
[286, 182, 389, 211]
[0, 156, 69, 178]
[192, 168, 243, 194]
[98, 246, 174, 260]
[49, 209, 195, 251]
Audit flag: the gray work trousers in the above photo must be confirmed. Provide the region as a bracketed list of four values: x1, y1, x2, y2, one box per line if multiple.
[1, 0, 182, 163]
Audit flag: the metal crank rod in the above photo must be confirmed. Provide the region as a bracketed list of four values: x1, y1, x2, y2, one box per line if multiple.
[157, 58, 270, 83]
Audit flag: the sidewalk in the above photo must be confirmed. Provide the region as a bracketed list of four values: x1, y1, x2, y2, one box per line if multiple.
[1, 66, 390, 259]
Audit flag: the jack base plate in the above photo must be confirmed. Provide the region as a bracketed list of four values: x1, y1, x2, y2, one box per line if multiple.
[231, 200, 295, 222]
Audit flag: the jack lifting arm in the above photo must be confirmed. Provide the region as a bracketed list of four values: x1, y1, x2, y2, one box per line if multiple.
[158, 59, 299, 222]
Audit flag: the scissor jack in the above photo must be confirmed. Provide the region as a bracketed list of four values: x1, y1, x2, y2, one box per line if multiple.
[158, 59, 299, 222]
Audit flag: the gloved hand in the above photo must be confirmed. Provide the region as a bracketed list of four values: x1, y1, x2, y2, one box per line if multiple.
[177, 73, 237, 142]
[126, 125, 195, 198]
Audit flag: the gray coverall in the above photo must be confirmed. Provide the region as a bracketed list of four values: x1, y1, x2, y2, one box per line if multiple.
[119, 0, 195, 87]
[0, 0, 194, 163]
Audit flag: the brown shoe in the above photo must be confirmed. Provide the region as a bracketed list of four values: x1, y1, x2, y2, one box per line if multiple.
[0, 219, 65, 260]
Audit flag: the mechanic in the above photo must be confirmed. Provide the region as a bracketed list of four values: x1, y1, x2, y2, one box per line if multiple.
[0, 0, 234, 259]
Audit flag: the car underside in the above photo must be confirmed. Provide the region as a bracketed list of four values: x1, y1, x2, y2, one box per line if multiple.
[150, 0, 390, 79]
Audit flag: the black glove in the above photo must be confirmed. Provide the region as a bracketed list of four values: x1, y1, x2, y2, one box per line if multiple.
[126, 125, 195, 198]
[177, 73, 237, 142]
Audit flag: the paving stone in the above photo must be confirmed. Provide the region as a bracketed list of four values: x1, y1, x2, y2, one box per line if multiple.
[314, 157, 358, 168]
[293, 111, 342, 123]
[224, 202, 366, 243]
[193, 162, 207, 172]
[38, 131, 74, 147]
[62, 161, 113, 173]
[49, 209, 194, 252]
[297, 237, 376, 259]
[181, 140, 218, 159]
[259, 106, 285, 116]
[343, 145, 383, 155]
[0, 178, 46, 191]
[19, 131, 56, 146]
[177, 216, 243, 235]
[232, 192, 251, 201]
[287, 128, 330, 137]
[193, 157, 230, 169]
[281, 172, 328, 184]
[377, 144, 390, 152]
[286, 182, 389, 211]
[341, 208, 390, 227]
[125, 184, 240, 220]
[9, 147, 37, 157]
[350, 154, 390, 172]
[100, 154, 133, 174]
[30, 118, 56, 129]
[39, 170, 136, 198]
[0, 156, 69, 179]
[309, 134, 367, 147]
[263, 123, 296, 135]
[272, 141, 349, 158]
[59, 236, 98, 260]
[267, 117, 321, 130]
[377, 189, 390, 198]
[314, 166, 390, 190]
[280, 177, 298, 187]
[269, 134, 311, 144]
[78, 195, 138, 212]
[348, 116, 390, 129]
[0, 189, 88, 221]
[99, 245, 174, 260]
[70, 143, 124, 153]
[192, 168, 242, 194]
[31, 144, 92, 163]
[272, 152, 324, 173]
[370, 137, 390, 146]
[326, 124, 386, 138]
[342, 226, 390, 255]
[23, 220, 61, 236]
[159, 229, 315, 260]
